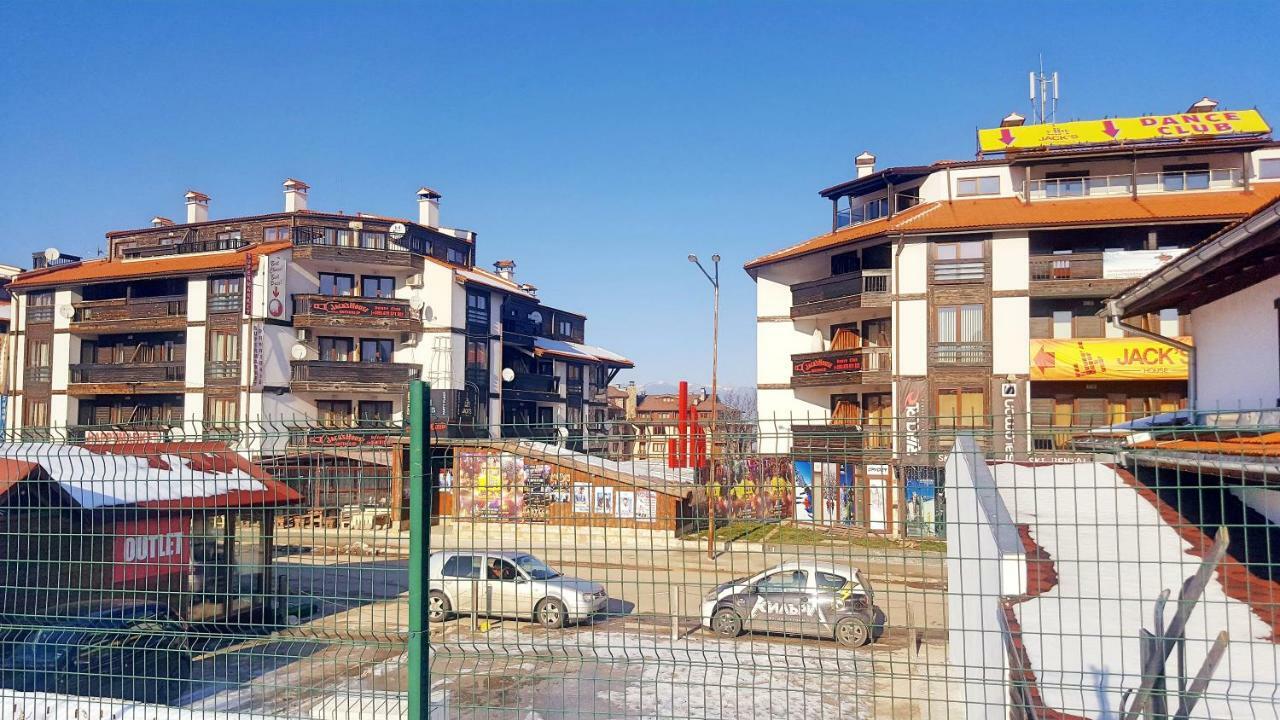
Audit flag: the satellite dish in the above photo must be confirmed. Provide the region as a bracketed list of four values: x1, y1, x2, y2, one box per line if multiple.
[501, 368, 516, 382]
[57, 304, 76, 320]
[43, 247, 60, 264]
[529, 310, 543, 324]
[389, 222, 407, 241]
[290, 344, 309, 361]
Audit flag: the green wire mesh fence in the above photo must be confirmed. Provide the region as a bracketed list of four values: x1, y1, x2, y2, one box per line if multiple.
[0, 393, 1277, 718]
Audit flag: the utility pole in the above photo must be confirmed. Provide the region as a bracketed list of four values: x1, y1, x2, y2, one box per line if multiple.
[689, 253, 720, 560]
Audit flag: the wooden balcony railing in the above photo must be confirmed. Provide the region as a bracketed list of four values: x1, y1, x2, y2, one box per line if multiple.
[72, 296, 188, 327]
[25, 306, 54, 324]
[790, 270, 892, 318]
[70, 362, 186, 385]
[1029, 252, 1105, 281]
[290, 360, 420, 391]
[292, 294, 418, 330]
[929, 342, 992, 365]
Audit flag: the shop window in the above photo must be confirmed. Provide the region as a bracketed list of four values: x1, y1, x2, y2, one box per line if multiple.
[936, 388, 984, 430]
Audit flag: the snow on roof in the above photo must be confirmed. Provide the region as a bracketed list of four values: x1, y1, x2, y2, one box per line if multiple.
[533, 337, 634, 367]
[455, 267, 536, 299]
[0, 442, 299, 509]
[567, 341, 634, 368]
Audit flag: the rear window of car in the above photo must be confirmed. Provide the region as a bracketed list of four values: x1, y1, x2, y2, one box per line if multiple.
[442, 555, 481, 579]
[816, 571, 849, 591]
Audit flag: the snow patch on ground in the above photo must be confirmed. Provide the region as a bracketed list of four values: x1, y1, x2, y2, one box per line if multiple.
[991, 462, 1280, 719]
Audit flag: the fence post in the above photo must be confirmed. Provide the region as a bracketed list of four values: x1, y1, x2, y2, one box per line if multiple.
[407, 379, 431, 719]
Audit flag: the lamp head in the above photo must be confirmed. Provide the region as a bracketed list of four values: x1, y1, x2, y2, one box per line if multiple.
[687, 254, 698, 263]
[711, 254, 721, 264]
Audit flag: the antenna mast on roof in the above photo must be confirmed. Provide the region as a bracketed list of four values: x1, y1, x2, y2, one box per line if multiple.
[1029, 55, 1059, 124]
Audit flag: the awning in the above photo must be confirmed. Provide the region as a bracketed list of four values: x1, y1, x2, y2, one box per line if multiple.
[532, 338, 634, 368]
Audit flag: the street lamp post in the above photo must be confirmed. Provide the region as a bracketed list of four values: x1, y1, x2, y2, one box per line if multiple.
[689, 253, 720, 561]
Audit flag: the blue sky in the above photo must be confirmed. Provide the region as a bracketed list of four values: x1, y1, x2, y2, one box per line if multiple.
[2, 1, 1277, 388]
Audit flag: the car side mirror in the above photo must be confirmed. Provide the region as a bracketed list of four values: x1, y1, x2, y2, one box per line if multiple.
[745, 585, 759, 595]
[513, 575, 526, 584]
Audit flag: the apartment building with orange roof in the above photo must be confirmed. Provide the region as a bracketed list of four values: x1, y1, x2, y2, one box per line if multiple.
[745, 97, 1280, 532]
[3, 180, 631, 452]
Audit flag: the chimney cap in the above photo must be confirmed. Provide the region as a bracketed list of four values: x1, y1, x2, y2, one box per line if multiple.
[151, 216, 175, 227]
[854, 151, 876, 165]
[494, 259, 516, 269]
[1000, 112, 1027, 127]
[417, 187, 442, 199]
[519, 282, 538, 293]
[1187, 96, 1219, 113]
[283, 178, 310, 190]
[185, 190, 210, 203]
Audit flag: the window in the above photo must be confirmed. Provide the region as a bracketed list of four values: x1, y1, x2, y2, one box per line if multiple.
[937, 388, 985, 429]
[442, 555, 481, 579]
[956, 175, 1000, 196]
[486, 558, 519, 581]
[208, 275, 242, 301]
[28, 291, 53, 307]
[322, 228, 356, 247]
[205, 396, 239, 425]
[24, 399, 49, 428]
[1163, 163, 1210, 191]
[466, 338, 489, 368]
[207, 329, 239, 361]
[360, 338, 393, 363]
[1260, 158, 1280, 180]
[361, 276, 395, 298]
[557, 319, 574, 338]
[862, 197, 889, 222]
[936, 304, 985, 363]
[361, 231, 387, 250]
[317, 400, 353, 426]
[263, 226, 291, 243]
[318, 336, 354, 361]
[831, 251, 860, 276]
[466, 290, 489, 329]
[1044, 170, 1089, 198]
[1052, 310, 1073, 339]
[214, 230, 243, 249]
[567, 404, 583, 426]
[815, 571, 849, 591]
[358, 401, 394, 425]
[446, 247, 467, 265]
[320, 273, 356, 296]
[757, 570, 808, 592]
[26, 339, 50, 367]
[934, 240, 986, 283]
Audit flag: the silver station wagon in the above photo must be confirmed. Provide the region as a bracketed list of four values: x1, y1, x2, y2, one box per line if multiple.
[427, 551, 608, 629]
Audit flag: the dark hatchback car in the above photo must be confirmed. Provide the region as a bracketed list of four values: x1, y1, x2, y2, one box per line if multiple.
[0, 600, 193, 703]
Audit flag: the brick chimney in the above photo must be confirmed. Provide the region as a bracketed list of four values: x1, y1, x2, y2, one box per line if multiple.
[185, 191, 209, 224]
[417, 187, 441, 227]
[284, 178, 309, 212]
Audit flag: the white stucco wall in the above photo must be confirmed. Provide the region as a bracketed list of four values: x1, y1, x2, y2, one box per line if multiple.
[896, 299, 928, 376]
[992, 296, 1030, 375]
[896, 243, 928, 296]
[991, 233, 1029, 292]
[1191, 274, 1280, 410]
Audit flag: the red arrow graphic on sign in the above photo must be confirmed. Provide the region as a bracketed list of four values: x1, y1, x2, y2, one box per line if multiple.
[1033, 346, 1057, 374]
[1102, 119, 1120, 138]
[999, 128, 1016, 146]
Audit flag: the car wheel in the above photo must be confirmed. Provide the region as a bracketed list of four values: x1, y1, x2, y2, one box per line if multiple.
[711, 608, 743, 638]
[535, 598, 566, 629]
[428, 591, 452, 622]
[835, 616, 871, 648]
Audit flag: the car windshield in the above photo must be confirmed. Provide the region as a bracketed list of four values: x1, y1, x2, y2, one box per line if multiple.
[512, 555, 561, 580]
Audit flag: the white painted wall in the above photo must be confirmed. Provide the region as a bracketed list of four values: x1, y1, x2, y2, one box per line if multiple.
[990, 233, 1029, 292]
[895, 243, 928, 296]
[259, 323, 296, 388]
[896, 299, 928, 376]
[185, 325, 207, 388]
[1191, 274, 1280, 410]
[992, 297, 1030, 375]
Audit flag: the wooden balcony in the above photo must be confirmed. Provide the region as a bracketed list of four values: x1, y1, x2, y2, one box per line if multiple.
[790, 270, 891, 319]
[71, 296, 188, 333]
[291, 236, 417, 267]
[791, 423, 865, 457]
[292, 294, 419, 332]
[791, 347, 892, 387]
[928, 342, 992, 366]
[290, 360, 420, 393]
[1029, 252, 1150, 298]
[68, 362, 186, 395]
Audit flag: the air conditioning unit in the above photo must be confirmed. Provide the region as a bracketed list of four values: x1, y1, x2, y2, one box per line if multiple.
[406, 273, 424, 288]
[295, 328, 311, 342]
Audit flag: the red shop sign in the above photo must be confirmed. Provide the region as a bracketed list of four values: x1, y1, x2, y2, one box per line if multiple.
[792, 353, 863, 376]
[112, 518, 190, 583]
[313, 300, 411, 320]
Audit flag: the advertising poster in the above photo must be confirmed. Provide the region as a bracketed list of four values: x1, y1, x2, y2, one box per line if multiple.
[573, 483, 591, 513]
[711, 457, 794, 521]
[112, 518, 190, 583]
[897, 378, 929, 465]
[454, 450, 525, 520]
[793, 460, 814, 522]
[593, 486, 615, 515]
[616, 490, 635, 519]
[837, 463, 856, 526]
[868, 477, 888, 532]
[635, 490, 656, 521]
[905, 476, 937, 538]
[1030, 337, 1192, 381]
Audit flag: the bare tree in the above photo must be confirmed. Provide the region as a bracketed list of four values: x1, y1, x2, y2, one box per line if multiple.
[720, 386, 758, 417]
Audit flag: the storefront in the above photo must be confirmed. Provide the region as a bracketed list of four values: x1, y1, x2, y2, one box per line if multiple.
[0, 441, 301, 624]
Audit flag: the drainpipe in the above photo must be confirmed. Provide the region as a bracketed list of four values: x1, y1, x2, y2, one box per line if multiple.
[1105, 298, 1196, 410]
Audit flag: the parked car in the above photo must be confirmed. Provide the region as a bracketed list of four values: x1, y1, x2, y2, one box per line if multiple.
[701, 561, 879, 647]
[428, 551, 608, 629]
[0, 599, 192, 703]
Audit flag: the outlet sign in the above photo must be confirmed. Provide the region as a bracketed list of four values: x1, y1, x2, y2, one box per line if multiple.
[112, 518, 189, 583]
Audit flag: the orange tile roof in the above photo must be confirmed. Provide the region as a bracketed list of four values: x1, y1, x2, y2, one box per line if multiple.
[1131, 433, 1280, 458]
[745, 184, 1280, 270]
[8, 241, 292, 289]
